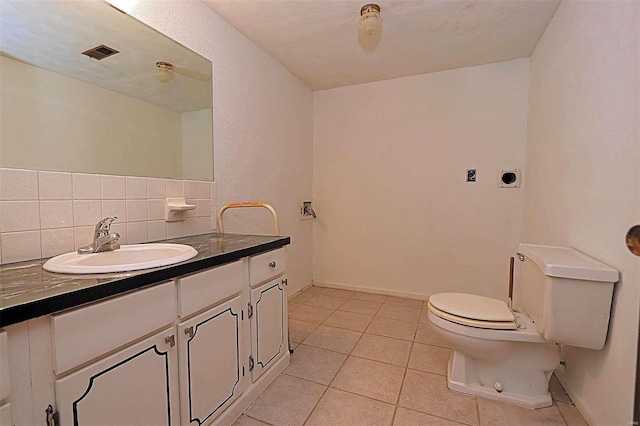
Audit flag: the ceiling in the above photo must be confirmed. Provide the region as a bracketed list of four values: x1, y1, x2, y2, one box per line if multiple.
[0, 0, 212, 112]
[203, 0, 561, 90]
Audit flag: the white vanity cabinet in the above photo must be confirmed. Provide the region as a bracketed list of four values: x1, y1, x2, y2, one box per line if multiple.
[0, 402, 9, 426]
[176, 260, 249, 425]
[51, 281, 177, 376]
[0, 403, 9, 425]
[3, 245, 290, 426]
[0, 329, 11, 426]
[248, 248, 288, 382]
[52, 281, 179, 425]
[177, 296, 247, 425]
[55, 327, 180, 426]
[249, 278, 287, 381]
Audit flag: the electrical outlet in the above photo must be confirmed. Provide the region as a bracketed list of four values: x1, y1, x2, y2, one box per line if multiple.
[466, 169, 477, 182]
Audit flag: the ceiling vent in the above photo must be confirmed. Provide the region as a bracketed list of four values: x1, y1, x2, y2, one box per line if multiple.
[82, 45, 119, 60]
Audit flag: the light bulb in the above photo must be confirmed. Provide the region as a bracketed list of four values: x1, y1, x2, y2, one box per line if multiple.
[358, 11, 382, 37]
[358, 4, 382, 37]
[155, 61, 174, 83]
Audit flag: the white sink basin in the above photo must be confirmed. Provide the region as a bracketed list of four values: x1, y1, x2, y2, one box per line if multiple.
[43, 243, 198, 274]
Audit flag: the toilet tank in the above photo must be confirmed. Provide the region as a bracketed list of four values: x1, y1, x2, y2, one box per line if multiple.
[515, 244, 619, 350]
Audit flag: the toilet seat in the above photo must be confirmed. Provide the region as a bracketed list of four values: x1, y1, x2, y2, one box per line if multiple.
[427, 302, 517, 330]
[427, 309, 548, 343]
[428, 293, 517, 330]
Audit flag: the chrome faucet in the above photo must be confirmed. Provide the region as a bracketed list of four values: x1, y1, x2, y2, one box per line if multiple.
[78, 217, 121, 254]
[303, 204, 317, 219]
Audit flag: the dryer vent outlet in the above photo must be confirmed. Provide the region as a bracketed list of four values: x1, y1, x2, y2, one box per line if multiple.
[499, 169, 521, 188]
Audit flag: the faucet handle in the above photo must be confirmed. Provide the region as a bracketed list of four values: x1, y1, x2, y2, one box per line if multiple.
[94, 217, 117, 238]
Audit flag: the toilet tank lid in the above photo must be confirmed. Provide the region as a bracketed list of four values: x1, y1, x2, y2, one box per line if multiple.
[518, 244, 619, 283]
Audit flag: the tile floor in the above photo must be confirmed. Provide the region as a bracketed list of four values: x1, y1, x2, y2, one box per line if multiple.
[235, 286, 587, 426]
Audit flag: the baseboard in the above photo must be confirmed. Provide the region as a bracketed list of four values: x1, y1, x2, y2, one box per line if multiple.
[313, 280, 430, 301]
[287, 281, 313, 300]
[554, 367, 596, 426]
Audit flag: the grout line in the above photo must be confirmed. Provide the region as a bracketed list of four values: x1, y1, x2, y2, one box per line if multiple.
[393, 305, 420, 402]
[291, 337, 413, 368]
[289, 323, 320, 345]
[299, 295, 420, 420]
[315, 386, 400, 413]
[286, 342, 409, 381]
[335, 306, 381, 317]
[365, 332, 415, 342]
[399, 372, 477, 426]
[555, 401, 577, 426]
[391, 333, 414, 425]
[392, 305, 476, 426]
[287, 316, 321, 327]
[400, 404, 471, 426]
[258, 287, 479, 426]
[391, 405, 400, 425]
[301, 307, 371, 425]
[556, 401, 569, 426]
[292, 288, 516, 426]
[299, 363, 341, 424]
[475, 391, 482, 426]
[242, 413, 273, 425]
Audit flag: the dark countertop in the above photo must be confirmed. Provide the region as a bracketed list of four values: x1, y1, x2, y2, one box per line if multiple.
[0, 233, 290, 327]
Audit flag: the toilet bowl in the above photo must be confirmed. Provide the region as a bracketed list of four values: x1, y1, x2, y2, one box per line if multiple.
[427, 244, 619, 409]
[427, 294, 560, 408]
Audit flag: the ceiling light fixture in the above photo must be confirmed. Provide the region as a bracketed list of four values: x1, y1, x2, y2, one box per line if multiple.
[155, 61, 174, 83]
[358, 4, 382, 37]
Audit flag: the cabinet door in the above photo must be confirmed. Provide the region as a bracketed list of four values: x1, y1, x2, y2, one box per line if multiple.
[0, 402, 10, 426]
[55, 328, 179, 426]
[177, 296, 247, 426]
[250, 278, 287, 381]
[0, 330, 9, 402]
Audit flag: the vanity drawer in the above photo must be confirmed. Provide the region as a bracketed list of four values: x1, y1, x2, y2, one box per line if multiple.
[177, 260, 244, 317]
[249, 248, 286, 287]
[51, 281, 176, 375]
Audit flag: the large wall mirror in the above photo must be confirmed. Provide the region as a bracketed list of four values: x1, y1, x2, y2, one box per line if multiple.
[0, 0, 213, 181]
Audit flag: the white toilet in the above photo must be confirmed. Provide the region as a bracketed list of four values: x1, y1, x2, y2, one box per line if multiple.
[427, 243, 619, 409]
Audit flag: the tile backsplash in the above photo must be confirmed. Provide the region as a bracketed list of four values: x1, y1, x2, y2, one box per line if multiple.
[0, 168, 217, 264]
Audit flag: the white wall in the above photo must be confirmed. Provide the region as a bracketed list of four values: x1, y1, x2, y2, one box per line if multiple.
[313, 59, 529, 300]
[523, 1, 639, 424]
[126, 0, 314, 295]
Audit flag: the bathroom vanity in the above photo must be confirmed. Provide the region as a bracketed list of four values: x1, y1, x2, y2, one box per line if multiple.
[0, 233, 290, 426]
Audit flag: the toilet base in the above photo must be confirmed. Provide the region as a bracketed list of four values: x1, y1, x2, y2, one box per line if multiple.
[447, 363, 552, 409]
[446, 353, 554, 409]
[428, 310, 560, 409]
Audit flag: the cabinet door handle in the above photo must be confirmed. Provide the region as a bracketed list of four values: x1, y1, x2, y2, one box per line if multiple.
[269, 261, 277, 268]
[185, 326, 194, 338]
[165, 335, 175, 347]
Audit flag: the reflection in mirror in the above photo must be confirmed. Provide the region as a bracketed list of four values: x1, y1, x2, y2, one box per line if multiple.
[0, 0, 213, 181]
